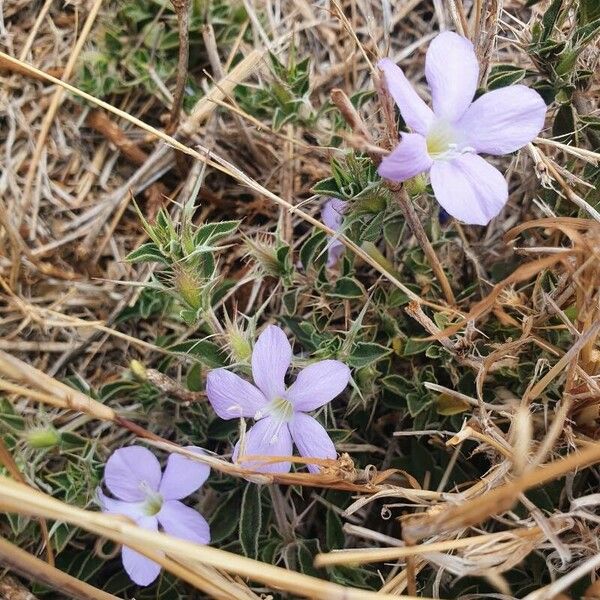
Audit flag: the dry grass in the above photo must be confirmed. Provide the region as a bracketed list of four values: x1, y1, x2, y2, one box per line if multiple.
[1, 0, 600, 598]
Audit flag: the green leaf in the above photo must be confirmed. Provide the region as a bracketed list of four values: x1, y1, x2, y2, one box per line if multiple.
[348, 342, 391, 368]
[210, 491, 240, 543]
[312, 177, 340, 196]
[282, 289, 299, 314]
[425, 344, 443, 359]
[487, 64, 527, 90]
[383, 216, 404, 247]
[278, 317, 319, 352]
[360, 212, 385, 243]
[325, 510, 345, 551]
[350, 89, 375, 108]
[406, 392, 430, 417]
[296, 540, 320, 577]
[206, 418, 239, 440]
[168, 339, 227, 368]
[578, 0, 600, 25]
[186, 363, 203, 392]
[381, 374, 409, 396]
[330, 277, 364, 299]
[553, 103, 576, 142]
[239, 483, 262, 558]
[126, 242, 168, 264]
[555, 49, 579, 77]
[402, 338, 430, 356]
[261, 538, 282, 564]
[194, 220, 240, 246]
[541, 0, 564, 41]
[300, 230, 327, 270]
[573, 17, 600, 47]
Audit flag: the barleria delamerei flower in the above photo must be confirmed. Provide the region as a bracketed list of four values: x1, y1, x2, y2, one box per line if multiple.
[378, 31, 547, 225]
[206, 325, 350, 473]
[322, 197, 348, 267]
[97, 446, 210, 586]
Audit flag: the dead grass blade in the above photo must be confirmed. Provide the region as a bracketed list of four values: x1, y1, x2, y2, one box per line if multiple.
[0, 476, 428, 600]
[402, 440, 600, 543]
[0, 51, 441, 310]
[0, 536, 118, 600]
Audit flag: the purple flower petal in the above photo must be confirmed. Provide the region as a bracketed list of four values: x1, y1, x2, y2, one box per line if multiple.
[97, 489, 145, 519]
[233, 416, 293, 473]
[121, 516, 162, 586]
[158, 500, 211, 544]
[326, 239, 345, 268]
[425, 31, 478, 122]
[430, 154, 508, 225]
[251, 325, 291, 401]
[286, 360, 351, 412]
[378, 58, 434, 135]
[456, 85, 547, 155]
[288, 413, 336, 474]
[321, 198, 347, 231]
[206, 369, 267, 419]
[159, 447, 210, 501]
[104, 446, 162, 501]
[378, 132, 433, 182]
[322, 199, 348, 267]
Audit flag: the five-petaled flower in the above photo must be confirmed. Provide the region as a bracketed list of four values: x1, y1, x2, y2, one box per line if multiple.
[98, 446, 210, 586]
[206, 325, 351, 473]
[322, 198, 348, 267]
[378, 31, 547, 225]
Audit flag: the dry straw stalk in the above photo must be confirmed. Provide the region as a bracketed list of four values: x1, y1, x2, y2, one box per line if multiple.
[0, 476, 428, 600]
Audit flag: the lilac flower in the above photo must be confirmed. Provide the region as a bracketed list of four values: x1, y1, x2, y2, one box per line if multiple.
[378, 31, 547, 225]
[321, 198, 348, 267]
[206, 325, 350, 473]
[97, 446, 210, 586]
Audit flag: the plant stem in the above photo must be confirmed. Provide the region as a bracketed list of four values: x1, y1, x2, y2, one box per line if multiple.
[168, 0, 191, 133]
[390, 183, 456, 305]
[330, 88, 455, 305]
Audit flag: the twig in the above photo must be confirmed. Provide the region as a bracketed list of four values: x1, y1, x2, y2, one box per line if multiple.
[167, 0, 191, 133]
[0, 51, 434, 308]
[402, 439, 600, 542]
[315, 527, 543, 567]
[446, 0, 468, 37]
[0, 477, 427, 600]
[19, 0, 104, 234]
[131, 360, 206, 404]
[530, 144, 600, 222]
[86, 110, 149, 165]
[390, 184, 456, 304]
[0, 439, 54, 566]
[0, 537, 118, 600]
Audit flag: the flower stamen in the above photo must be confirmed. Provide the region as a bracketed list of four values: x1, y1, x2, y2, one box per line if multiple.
[139, 482, 163, 516]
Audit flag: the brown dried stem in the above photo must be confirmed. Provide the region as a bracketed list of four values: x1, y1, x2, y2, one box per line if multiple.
[0, 537, 118, 600]
[167, 0, 191, 133]
[330, 87, 456, 305]
[0, 477, 426, 600]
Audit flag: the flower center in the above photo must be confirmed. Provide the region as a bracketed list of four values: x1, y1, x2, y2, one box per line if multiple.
[140, 482, 163, 516]
[425, 120, 457, 158]
[270, 396, 294, 422]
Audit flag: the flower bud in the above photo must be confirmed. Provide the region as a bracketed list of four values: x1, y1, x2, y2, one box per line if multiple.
[404, 173, 428, 198]
[130, 359, 147, 381]
[174, 267, 203, 311]
[25, 427, 61, 449]
[229, 330, 252, 363]
[244, 236, 283, 277]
